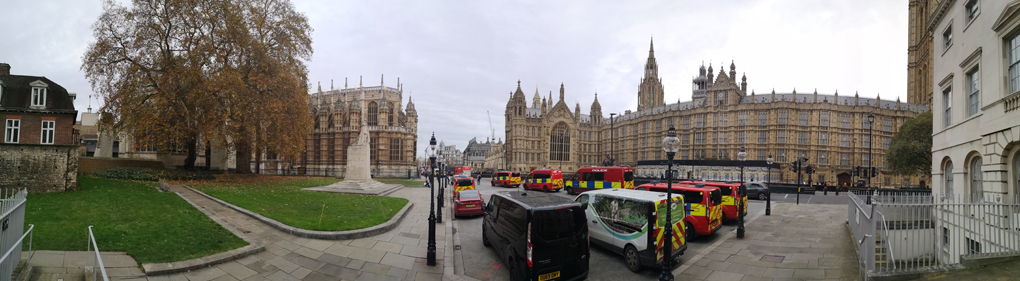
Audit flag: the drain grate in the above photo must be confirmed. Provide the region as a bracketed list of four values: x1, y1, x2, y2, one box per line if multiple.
[760, 255, 785, 263]
[399, 232, 420, 239]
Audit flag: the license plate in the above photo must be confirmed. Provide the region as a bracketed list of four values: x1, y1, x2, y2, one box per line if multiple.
[538, 271, 560, 281]
[466, 204, 475, 207]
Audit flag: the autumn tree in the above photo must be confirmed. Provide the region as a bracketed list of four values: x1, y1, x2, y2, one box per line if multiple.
[885, 111, 933, 176]
[83, 0, 313, 172]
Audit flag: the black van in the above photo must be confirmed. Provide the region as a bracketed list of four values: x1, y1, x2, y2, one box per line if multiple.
[482, 191, 589, 281]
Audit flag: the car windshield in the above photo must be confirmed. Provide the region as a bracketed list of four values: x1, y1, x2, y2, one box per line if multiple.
[456, 179, 473, 186]
[512, 172, 521, 177]
[624, 171, 633, 181]
[459, 190, 479, 199]
[533, 207, 585, 241]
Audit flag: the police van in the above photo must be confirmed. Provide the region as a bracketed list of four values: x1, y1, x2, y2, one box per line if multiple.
[564, 166, 635, 195]
[574, 189, 686, 272]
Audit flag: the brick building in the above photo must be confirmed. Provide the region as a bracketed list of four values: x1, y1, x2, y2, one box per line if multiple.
[0, 63, 80, 192]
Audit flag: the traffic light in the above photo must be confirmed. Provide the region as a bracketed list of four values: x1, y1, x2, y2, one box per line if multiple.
[791, 161, 799, 173]
[871, 167, 878, 178]
[851, 166, 859, 177]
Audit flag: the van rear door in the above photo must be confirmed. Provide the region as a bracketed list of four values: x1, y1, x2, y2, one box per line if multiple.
[531, 207, 588, 278]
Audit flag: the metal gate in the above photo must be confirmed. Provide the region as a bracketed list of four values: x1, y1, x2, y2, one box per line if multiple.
[0, 189, 29, 281]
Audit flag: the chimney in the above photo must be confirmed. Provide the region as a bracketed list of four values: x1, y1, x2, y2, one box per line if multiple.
[0, 63, 9, 75]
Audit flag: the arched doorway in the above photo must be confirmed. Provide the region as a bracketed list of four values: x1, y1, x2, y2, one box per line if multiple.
[837, 172, 851, 189]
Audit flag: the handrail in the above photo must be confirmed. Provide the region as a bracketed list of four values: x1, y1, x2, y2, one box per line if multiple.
[876, 212, 895, 272]
[87, 226, 110, 281]
[0, 224, 33, 264]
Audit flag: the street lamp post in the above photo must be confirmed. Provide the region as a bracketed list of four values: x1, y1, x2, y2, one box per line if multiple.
[659, 125, 681, 281]
[766, 155, 773, 216]
[737, 147, 747, 238]
[867, 112, 875, 189]
[437, 153, 444, 223]
[426, 134, 437, 266]
[852, 137, 857, 188]
[610, 113, 617, 166]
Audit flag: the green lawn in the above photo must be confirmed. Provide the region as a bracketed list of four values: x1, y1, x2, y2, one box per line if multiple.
[376, 178, 425, 186]
[192, 177, 409, 231]
[25, 176, 248, 264]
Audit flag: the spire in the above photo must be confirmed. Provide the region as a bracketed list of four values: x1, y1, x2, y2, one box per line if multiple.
[649, 37, 655, 56]
[330, 79, 333, 91]
[559, 83, 565, 102]
[345, 77, 348, 88]
[381, 74, 384, 87]
[359, 76, 363, 88]
[317, 81, 322, 93]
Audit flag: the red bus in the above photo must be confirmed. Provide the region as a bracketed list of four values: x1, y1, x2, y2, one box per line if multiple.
[636, 183, 723, 240]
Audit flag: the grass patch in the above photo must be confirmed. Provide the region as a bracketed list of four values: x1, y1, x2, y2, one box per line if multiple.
[376, 178, 426, 186]
[189, 175, 409, 231]
[25, 176, 248, 264]
[93, 167, 215, 181]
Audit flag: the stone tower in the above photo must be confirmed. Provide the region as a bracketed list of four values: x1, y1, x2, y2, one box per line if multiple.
[637, 38, 665, 111]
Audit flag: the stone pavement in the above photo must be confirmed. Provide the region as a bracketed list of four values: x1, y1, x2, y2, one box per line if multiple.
[674, 203, 860, 281]
[42, 183, 454, 281]
[911, 258, 1020, 281]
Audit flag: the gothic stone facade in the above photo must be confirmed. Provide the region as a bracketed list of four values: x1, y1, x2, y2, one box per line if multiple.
[302, 77, 418, 178]
[503, 41, 930, 188]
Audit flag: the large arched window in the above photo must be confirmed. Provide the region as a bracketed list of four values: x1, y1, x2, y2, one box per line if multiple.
[970, 156, 983, 203]
[944, 160, 954, 201]
[388, 102, 395, 126]
[550, 123, 570, 161]
[368, 102, 378, 126]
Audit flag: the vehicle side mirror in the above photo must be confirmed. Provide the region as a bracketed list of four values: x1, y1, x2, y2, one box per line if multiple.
[581, 204, 588, 211]
[483, 204, 491, 213]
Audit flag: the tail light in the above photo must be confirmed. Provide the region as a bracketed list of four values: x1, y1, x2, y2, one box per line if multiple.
[527, 222, 533, 267]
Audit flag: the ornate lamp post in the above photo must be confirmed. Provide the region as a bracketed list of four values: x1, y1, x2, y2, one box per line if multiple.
[659, 125, 681, 281]
[437, 153, 445, 223]
[737, 147, 747, 238]
[610, 113, 617, 166]
[426, 134, 437, 266]
[766, 155, 773, 216]
[867, 112, 875, 188]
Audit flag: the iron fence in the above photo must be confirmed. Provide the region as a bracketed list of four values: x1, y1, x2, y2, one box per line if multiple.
[87, 226, 110, 281]
[0, 189, 28, 281]
[848, 191, 1020, 279]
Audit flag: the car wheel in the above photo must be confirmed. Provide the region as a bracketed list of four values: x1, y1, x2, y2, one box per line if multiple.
[508, 259, 522, 281]
[490, 181, 495, 186]
[566, 186, 575, 195]
[758, 192, 767, 200]
[543, 185, 549, 192]
[482, 226, 492, 247]
[686, 222, 698, 241]
[624, 245, 641, 273]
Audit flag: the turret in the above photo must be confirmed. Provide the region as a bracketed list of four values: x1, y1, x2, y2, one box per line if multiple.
[729, 60, 736, 82]
[740, 73, 747, 93]
[590, 93, 602, 125]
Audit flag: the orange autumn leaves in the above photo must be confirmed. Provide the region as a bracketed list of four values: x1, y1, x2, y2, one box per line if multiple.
[82, 0, 314, 170]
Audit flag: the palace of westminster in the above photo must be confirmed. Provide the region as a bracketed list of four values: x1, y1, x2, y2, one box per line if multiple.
[497, 39, 930, 187]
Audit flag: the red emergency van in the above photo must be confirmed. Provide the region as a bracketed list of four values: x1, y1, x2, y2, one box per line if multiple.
[637, 183, 724, 240]
[490, 171, 522, 187]
[564, 166, 635, 195]
[682, 181, 747, 222]
[522, 169, 563, 192]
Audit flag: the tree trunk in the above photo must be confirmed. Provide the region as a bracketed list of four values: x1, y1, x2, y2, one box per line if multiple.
[255, 123, 262, 174]
[184, 135, 197, 170]
[205, 140, 212, 170]
[235, 127, 252, 174]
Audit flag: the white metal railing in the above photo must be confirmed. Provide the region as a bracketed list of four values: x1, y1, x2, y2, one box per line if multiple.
[0, 189, 28, 281]
[87, 226, 110, 281]
[0, 224, 33, 281]
[847, 191, 877, 279]
[848, 192, 1020, 278]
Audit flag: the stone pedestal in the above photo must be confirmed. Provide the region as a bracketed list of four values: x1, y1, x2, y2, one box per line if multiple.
[345, 138, 372, 181]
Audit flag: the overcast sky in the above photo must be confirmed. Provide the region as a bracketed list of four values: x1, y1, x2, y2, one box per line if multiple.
[0, 0, 907, 156]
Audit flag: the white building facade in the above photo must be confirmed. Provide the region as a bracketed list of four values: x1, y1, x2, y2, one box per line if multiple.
[930, 0, 1020, 261]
